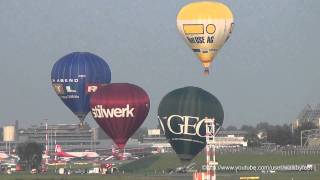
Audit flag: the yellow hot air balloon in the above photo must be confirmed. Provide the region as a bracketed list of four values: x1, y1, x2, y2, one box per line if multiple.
[177, 1, 234, 75]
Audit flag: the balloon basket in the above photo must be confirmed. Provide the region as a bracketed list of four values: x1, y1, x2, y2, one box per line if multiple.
[79, 122, 84, 129]
[203, 68, 210, 76]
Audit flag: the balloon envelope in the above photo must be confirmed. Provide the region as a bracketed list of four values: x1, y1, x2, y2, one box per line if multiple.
[158, 86, 223, 162]
[177, 1, 234, 74]
[90, 83, 150, 148]
[51, 52, 111, 124]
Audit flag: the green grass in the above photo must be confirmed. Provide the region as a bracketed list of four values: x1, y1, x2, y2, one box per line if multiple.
[1, 173, 320, 180]
[213, 153, 320, 166]
[117, 152, 320, 179]
[1, 153, 320, 180]
[120, 153, 180, 173]
[47, 163, 99, 170]
[120, 152, 320, 173]
[0, 174, 187, 180]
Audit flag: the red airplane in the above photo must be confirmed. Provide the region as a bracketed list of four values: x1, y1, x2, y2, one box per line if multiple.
[0, 152, 9, 160]
[55, 144, 99, 160]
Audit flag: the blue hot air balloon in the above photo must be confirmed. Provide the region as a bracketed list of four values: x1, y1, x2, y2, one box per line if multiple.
[51, 52, 111, 125]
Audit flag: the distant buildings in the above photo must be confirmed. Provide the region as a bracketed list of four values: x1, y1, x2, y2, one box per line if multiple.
[141, 128, 248, 151]
[215, 130, 248, 147]
[1, 121, 248, 154]
[293, 104, 320, 146]
[0, 122, 101, 152]
[141, 128, 171, 153]
[0, 121, 154, 154]
[293, 104, 320, 129]
[18, 123, 98, 152]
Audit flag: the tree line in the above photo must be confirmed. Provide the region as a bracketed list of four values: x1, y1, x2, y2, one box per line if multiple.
[224, 121, 318, 147]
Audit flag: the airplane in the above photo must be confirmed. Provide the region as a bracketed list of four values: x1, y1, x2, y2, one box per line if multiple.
[54, 144, 99, 160]
[0, 152, 10, 160]
[174, 163, 196, 173]
[104, 145, 139, 161]
[0, 152, 19, 160]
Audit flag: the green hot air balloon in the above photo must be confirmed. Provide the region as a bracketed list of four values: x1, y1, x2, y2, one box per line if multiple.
[158, 86, 224, 162]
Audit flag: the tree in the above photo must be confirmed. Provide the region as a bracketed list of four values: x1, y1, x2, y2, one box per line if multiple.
[240, 125, 261, 147]
[240, 125, 257, 134]
[256, 122, 270, 131]
[16, 141, 44, 170]
[225, 125, 237, 131]
[244, 132, 261, 147]
[267, 124, 293, 145]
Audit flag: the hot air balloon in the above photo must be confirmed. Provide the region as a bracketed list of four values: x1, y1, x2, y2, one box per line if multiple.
[177, 1, 234, 75]
[90, 83, 150, 149]
[158, 86, 223, 162]
[51, 52, 111, 125]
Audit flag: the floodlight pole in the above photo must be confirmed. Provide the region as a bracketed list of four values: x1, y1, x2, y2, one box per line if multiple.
[300, 131, 303, 147]
[45, 119, 49, 165]
[54, 130, 57, 161]
[205, 118, 217, 180]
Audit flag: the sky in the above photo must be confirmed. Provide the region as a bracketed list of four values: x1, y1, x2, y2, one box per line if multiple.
[0, 0, 320, 129]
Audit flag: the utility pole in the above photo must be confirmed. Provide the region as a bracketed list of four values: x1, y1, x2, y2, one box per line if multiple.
[45, 119, 49, 165]
[54, 130, 57, 161]
[300, 131, 302, 147]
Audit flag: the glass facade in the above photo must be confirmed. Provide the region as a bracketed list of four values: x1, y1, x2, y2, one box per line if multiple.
[296, 104, 320, 128]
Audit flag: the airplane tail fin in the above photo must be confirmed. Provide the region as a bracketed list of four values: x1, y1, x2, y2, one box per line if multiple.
[55, 144, 62, 153]
[111, 145, 115, 155]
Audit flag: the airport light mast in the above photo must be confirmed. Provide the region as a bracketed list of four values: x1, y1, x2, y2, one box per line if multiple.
[205, 118, 217, 180]
[45, 119, 49, 165]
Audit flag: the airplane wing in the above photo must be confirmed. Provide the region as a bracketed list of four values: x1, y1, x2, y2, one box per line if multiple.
[104, 155, 114, 161]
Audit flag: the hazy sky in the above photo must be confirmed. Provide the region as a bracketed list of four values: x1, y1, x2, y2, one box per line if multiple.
[0, 0, 319, 129]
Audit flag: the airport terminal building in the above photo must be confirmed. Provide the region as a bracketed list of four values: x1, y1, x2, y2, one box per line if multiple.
[0, 122, 105, 152]
[1, 122, 248, 154]
[18, 123, 99, 152]
[141, 128, 248, 153]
